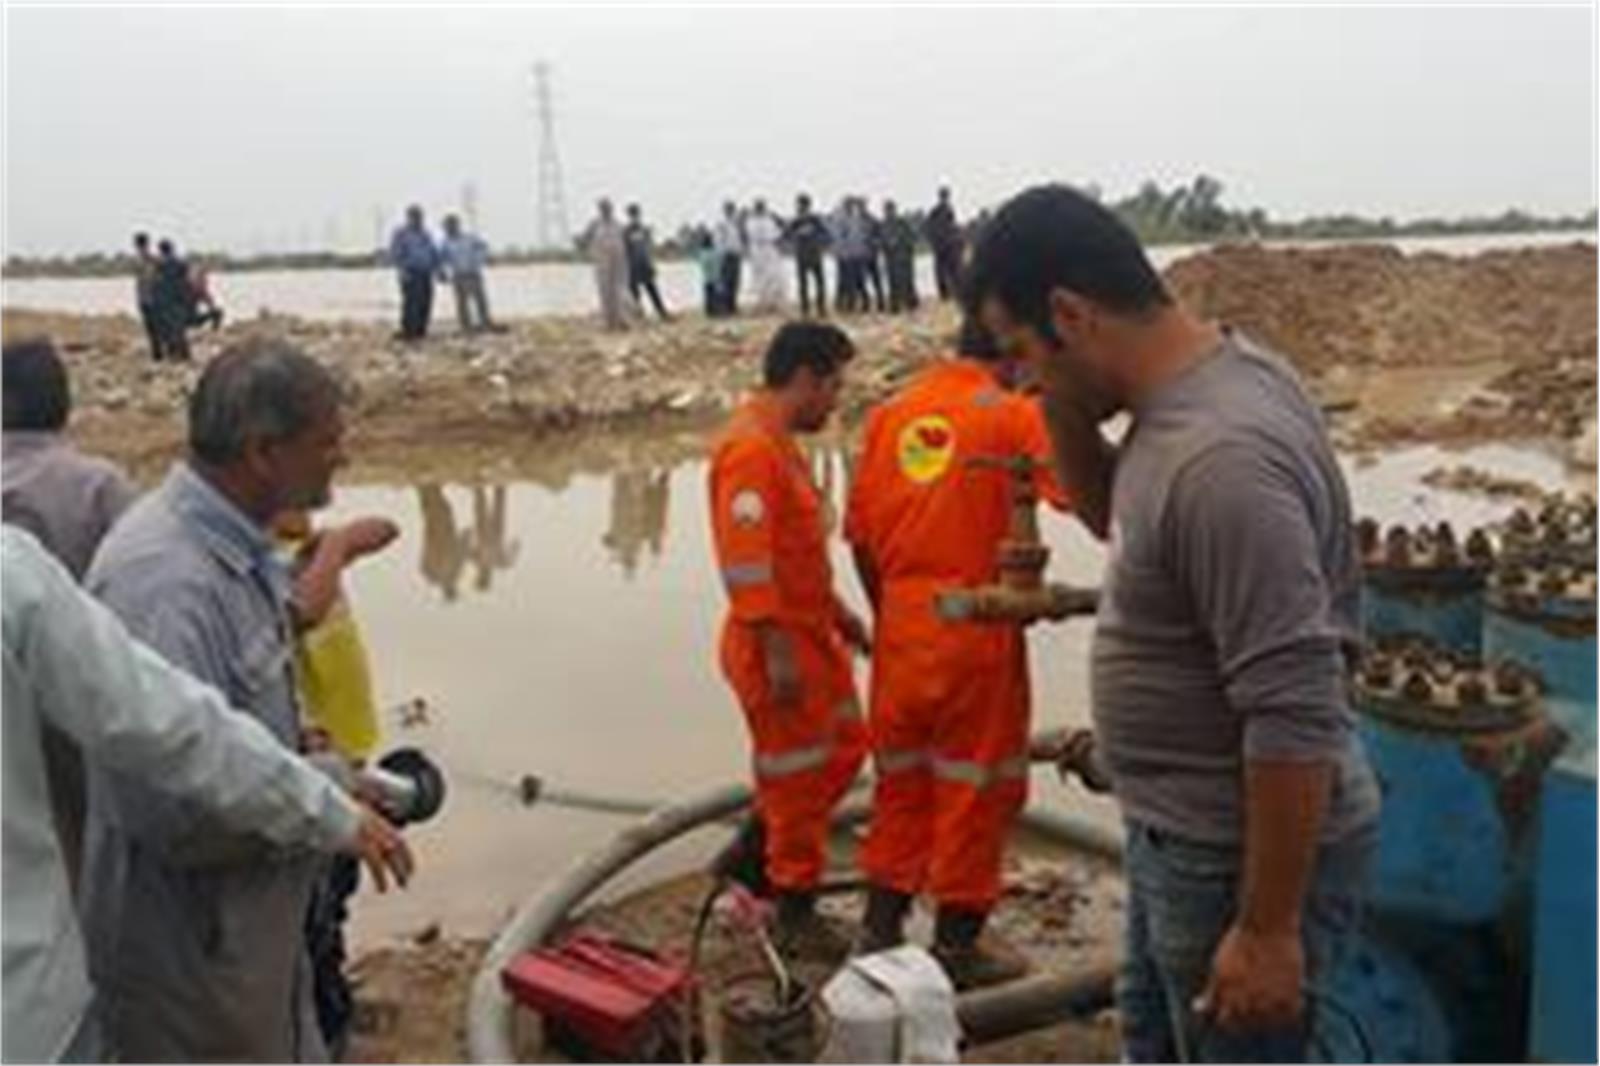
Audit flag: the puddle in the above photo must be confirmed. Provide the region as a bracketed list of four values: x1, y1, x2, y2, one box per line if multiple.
[336, 440, 1588, 945]
[1342, 440, 1589, 528]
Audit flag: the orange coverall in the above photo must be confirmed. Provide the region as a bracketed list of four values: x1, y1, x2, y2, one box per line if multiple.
[709, 395, 867, 892]
[845, 359, 1068, 910]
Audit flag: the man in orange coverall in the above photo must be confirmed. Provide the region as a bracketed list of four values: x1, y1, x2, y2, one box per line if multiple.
[708, 320, 870, 958]
[845, 318, 1070, 988]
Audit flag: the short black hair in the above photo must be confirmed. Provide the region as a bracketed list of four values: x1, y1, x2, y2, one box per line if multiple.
[157, 238, 175, 256]
[3, 336, 71, 431]
[956, 317, 1002, 363]
[133, 231, 150, 247]
[963, 184, 1170, 333]
[763, 321, 855, 388]
[189, 336, 340, 465]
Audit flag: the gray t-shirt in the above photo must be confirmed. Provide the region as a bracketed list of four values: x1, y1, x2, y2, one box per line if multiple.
[1091, 332, 1380, 846]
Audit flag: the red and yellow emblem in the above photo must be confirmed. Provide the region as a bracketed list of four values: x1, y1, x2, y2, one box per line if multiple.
[897, 415, 956, 484]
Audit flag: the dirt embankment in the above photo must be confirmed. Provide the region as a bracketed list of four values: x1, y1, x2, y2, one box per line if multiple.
[3, 241, 1594, 483]
[1165, 241, 1597, 447]
[2, 306, 958, 484]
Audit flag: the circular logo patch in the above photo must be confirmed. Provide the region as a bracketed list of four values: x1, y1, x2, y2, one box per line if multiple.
[730, 489, 765, 526]
[897, 415, 956, 484]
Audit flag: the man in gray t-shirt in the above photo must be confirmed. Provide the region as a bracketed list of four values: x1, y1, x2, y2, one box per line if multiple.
[966, 185, 1379, 1063]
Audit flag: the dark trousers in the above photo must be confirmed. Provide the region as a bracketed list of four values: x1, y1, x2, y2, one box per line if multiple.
[796, 255, 827, 317]
[307, 855, 362, 1060]
[139, 301, 166, 361]
[934, 243, 963, 301]
[629, 266, 671, 320]
[154, 302, 191, 361]
[399, 269, 434, 339]
[862, 254, 886, 312]
[886, 251, 919, 313]
[837, 258, 868, 313]
[703, 283, 719, 317]
[718, 254, 742, 316]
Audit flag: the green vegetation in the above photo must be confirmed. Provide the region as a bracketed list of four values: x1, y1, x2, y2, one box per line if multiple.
[4, 176, 1593, 279]
[1096, 174, 1596, 246]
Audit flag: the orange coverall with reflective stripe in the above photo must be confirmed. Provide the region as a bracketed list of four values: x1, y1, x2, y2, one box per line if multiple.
[709, 395, 867, 892]
[845, 359, 1068, 910]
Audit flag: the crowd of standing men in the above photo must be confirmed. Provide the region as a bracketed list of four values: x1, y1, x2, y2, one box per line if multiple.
[127, 189, 968, 353]
[584, 186, 972, 330]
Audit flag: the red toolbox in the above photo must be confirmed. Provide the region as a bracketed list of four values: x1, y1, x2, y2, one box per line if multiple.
[501, 931, 699, 1061]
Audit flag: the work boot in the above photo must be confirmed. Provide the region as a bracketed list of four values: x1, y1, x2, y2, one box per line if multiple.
[858, 885, 914, 954]
[930, 907, 1030, 991]
[774, 890, 854, 965]
[709, 814, 771, 897]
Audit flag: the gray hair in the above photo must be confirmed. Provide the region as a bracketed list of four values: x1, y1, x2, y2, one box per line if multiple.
[188, 336, 341, 465]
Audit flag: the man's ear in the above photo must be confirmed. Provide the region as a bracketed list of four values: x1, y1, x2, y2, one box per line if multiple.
[1046, 287, 1093, 339]
[239, 434, 275, 483]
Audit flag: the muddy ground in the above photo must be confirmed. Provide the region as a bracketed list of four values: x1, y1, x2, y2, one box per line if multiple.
[345, 836, 1124, 1064]
[4, 241, 1596, 486]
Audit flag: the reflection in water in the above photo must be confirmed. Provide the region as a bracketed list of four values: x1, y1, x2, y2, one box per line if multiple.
[469, 485, 522, 592]
[417, 484, 468, 602]
[417, 483, 524, 600]
[602, 467, 673, 578]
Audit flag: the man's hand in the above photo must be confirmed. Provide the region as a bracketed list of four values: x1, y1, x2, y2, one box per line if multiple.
[761, 628, 803, 709]
[836, 607, 872, 657]
[348, 805, 415, 893]
[1044, 728, 1113, 794]
[332, 517, 400, 563]
[1198, 922, 1304, 1034]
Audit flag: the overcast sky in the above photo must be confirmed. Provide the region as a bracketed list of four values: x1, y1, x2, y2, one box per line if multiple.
[3, 3, 1595, 256]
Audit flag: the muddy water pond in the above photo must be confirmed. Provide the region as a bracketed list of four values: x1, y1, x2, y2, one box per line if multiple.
[337, 439, 1584, 946]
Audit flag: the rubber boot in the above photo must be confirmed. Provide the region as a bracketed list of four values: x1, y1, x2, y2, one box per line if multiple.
[858, 886, 914, 954]
[709, 813, 770, 897]
[931, 907, 1029, 991]
[774, 890, 853, 965]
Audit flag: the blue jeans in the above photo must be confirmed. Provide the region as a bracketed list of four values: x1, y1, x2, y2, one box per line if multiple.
[1119, 820, 1376, 1063]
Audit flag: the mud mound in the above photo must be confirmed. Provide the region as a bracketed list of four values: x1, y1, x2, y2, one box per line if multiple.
[1164, 241, 1597, 376]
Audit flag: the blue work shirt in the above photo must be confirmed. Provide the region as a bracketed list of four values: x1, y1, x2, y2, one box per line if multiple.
[389, 224, 441, 276]
[440, 232, 490, 277]
[81, 462, 330, 1061]
[1, 527, 357, 1064]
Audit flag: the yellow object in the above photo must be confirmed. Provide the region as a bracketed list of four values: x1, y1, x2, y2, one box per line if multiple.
[296, 595, 381, 762]
[275, 529, 381, 762]
[896, 414, 957, 484]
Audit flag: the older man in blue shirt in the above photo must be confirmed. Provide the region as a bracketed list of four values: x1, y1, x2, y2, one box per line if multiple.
[82, 335, 388, 1061]
[2, 527, 411, 1063]
[389, 204, 442, 341]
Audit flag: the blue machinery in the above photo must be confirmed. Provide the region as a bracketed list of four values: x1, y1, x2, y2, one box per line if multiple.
[1354, 497, 1596, 1063]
